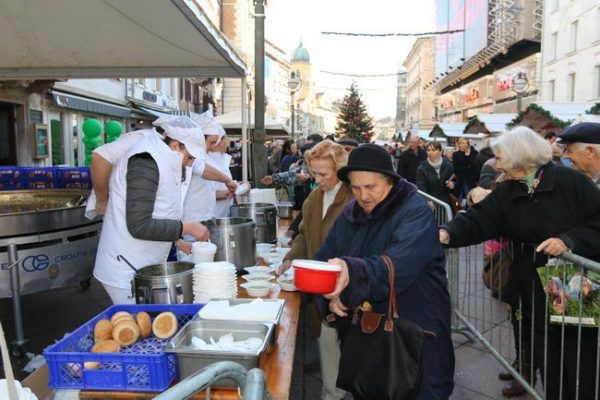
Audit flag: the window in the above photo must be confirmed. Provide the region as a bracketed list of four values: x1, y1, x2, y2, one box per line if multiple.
[567, 73, 576, 101]
[548, 80, 555, 101]
[550, 33, 558, 61]
[569, 20, 578, 52]
[596, 66, 600, 99]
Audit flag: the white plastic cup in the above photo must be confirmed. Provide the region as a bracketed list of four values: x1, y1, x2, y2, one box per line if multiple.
[192, 241, 217, 264]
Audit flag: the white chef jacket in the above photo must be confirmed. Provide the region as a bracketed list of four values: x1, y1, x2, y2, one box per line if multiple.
[209, 152, 233, 218]
[93, 133, 183, 290]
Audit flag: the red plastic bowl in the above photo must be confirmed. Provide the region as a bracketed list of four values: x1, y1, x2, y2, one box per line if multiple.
[292, 260, 341, 294]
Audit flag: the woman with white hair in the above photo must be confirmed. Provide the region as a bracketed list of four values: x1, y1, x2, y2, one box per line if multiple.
[439, 126, 600, 399]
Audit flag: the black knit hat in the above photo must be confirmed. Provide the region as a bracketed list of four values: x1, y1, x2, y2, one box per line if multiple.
[337, 144, 400, 182]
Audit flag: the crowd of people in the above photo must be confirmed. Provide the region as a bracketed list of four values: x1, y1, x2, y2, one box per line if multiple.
[87, 114, 600, 399]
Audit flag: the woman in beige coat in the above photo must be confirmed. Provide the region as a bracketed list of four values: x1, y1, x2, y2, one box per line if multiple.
[279, 139, 353, 400]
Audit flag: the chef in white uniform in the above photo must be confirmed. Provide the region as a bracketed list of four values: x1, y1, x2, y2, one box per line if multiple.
[182, 111, 226, 223]
[86, 115, 236, 220]
[93, 116, 210, 304]
[209, 134, 235, 218]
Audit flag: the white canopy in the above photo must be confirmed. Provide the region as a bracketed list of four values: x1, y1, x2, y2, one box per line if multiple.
[570, 114, 600, 125]
[535, 103, 594, 123]
[476, 114, 517, 133]
[0, 0, 247, 79]
[216, 109, 289, 133]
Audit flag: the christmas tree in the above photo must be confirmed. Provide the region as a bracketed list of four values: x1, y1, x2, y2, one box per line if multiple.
[335, 83, 374, 143]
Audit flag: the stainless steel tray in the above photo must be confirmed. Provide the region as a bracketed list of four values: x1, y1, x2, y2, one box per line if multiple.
[165, 320, 273, 387]
[196, 298, 285, 326]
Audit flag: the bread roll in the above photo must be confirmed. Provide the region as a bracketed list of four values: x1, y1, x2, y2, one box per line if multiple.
[112, 315, 134, 327]
[110, 311, 132, 325]
[93, 319, 113, 342]
[84, 361, 100, 370]
[152, 312, 178, 339]
[113, 320, 140, 346]
[91, 339, 121, 353]
[136, 312, 152, 338]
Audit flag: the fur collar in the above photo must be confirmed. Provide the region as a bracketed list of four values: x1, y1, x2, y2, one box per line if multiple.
[343, 178, 417, 224]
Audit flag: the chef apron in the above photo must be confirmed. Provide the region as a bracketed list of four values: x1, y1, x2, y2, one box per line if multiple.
[93, 133, 183, 290]
[209, 152, 233, 218]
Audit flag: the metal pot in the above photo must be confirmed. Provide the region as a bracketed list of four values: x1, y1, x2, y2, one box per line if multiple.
[201, 217, 256, 270]
[277, 201, 294, 219]
[229, 202, 278, 243]
[132, 261, 195, 304]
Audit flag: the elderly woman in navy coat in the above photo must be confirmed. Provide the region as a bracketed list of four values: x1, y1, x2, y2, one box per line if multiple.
[315, 144, 454, 400]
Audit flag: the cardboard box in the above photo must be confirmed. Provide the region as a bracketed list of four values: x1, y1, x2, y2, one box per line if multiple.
[21, 364, 53, 400]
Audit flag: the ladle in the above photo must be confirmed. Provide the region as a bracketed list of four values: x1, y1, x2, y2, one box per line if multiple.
[117, 255, 139, 273]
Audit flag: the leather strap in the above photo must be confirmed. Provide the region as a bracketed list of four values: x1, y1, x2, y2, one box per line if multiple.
[381, 255, 399, 331]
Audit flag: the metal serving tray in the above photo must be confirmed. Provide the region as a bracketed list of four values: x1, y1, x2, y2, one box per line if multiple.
[165, 320, 274, 387]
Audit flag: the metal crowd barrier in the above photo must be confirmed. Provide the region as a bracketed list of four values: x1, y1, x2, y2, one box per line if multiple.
[154, 361, 267, 400]
[418, 190, 600, 399]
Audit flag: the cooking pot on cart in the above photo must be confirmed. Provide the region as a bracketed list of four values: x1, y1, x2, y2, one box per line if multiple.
[119, 256, 194, 304]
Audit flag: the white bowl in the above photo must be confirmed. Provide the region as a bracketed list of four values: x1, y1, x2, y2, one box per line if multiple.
[241, 281, 274, 297]
[244, 265, 275, 274]
[256, 243, 275, 253]
[272, 247, 289, 255]
[277, 275, 296, 291]
[242, 272, 275, 283]
[235, 181, 251, 196]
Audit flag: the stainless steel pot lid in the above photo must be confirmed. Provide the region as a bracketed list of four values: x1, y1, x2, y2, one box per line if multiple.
[135, 261, 194, 278]
[231, 202, 276, 210]
[201, 217, 255, 228]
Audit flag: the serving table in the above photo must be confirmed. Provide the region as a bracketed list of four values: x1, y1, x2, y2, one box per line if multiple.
[79, 214, 300, 400]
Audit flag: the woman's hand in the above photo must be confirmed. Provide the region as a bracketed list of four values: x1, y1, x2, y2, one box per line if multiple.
[175, 239, 192, 255]
[226, 180, 238, 193]
[277, 260, 292, 276]
[323, 258, 350, 316]
[439, 229, 450, 244]
[182, 222, 210, 241]
[536, 238, 569, 256]
[261, 176, 273, 185]
[445, 180, 455, 190]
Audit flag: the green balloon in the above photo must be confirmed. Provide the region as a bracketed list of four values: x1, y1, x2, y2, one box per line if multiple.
[82, 118, 102, 138]
[105, 120, 123, 138]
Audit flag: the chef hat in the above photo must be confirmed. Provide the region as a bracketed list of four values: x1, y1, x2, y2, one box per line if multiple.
[161, 116, 205, 159]
[192, 107, 226, 141]
[152, 113, 176, 128]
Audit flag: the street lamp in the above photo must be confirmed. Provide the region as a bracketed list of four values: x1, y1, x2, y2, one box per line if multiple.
[287, 71, 302, 138]
[512, 72, 529, 112]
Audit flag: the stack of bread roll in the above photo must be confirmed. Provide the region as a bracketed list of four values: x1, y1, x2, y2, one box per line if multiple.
[85, 311, 178, 370]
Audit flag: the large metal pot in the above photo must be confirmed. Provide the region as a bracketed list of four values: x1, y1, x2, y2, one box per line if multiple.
[229, 202, 278, 243]
[132, 261, 194, 304]
[277, 201, 294, 219]
[201, 217, 256, 270]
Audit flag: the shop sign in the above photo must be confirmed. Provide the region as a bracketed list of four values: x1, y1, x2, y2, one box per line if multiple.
[143, 91, 158, 103]
[463, 87, 480, 102]
[494, 55, 539, 101]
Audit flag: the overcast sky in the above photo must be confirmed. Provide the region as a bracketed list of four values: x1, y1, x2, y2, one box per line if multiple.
[265, 0, 436, 120]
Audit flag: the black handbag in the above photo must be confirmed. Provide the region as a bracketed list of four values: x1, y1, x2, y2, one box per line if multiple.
[334, 255, 429, 400]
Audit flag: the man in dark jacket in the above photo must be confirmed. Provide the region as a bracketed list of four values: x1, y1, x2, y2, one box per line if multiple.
[396, 135, 426, 183]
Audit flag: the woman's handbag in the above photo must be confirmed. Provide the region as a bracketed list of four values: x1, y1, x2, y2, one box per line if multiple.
[334, 255, 429, 400]
[482, 239, 512, 294]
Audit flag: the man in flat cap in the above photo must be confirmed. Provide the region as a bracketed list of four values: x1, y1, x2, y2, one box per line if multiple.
[558, 122, 600, 187]
[336, 137, 359, 153]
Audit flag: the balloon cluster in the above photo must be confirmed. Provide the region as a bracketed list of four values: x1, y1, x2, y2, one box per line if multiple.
[82, 118, 102, 166]
[104, 120, 123, 143]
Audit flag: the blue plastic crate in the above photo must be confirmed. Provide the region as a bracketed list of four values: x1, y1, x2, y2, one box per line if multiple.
[44, 304, 202, 392]
[55, 167, 91, 183]
[0, 182, 24, 190]
[0, 167, 22, 182]
[21, 167, 57, 182]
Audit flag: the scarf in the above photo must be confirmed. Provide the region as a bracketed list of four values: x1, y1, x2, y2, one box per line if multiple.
[427, 157, 443, 177]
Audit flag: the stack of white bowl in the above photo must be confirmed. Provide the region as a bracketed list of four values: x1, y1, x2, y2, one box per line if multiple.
[193, 261, 237, 304]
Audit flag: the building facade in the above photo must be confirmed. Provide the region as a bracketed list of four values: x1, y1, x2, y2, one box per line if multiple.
[395, 67, 408, 132]
[434, 0, 543, 121]
[540, 0, 600, 103]
[404, 37, 436, 132]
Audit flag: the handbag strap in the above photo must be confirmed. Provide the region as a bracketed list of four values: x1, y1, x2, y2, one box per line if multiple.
[381, 255, 399, 321]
